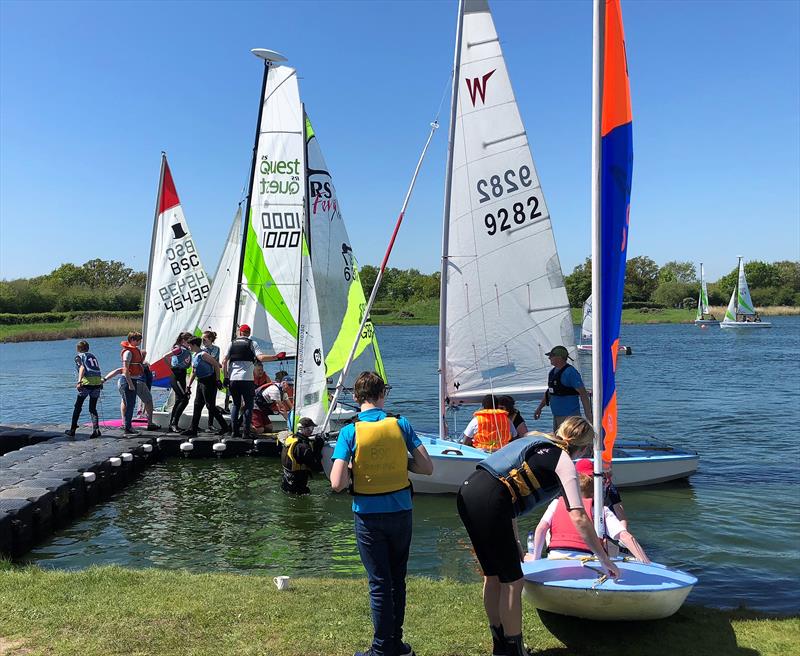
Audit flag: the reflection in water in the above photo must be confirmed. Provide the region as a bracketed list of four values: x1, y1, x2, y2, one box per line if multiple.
[5, 319, 800, 612]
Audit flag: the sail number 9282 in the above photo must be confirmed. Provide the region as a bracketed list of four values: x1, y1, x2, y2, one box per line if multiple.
[485, 195, 543, 236]
[476, 165, 533, 203]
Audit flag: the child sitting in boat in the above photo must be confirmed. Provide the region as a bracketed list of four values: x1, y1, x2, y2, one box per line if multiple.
[529, 458, 650, 563]
[460, 394, 517, 452]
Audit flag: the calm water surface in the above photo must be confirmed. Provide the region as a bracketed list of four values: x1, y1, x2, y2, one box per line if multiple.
[1, 319, 799, 612]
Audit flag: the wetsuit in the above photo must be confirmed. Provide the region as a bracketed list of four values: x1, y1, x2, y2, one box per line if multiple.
[70, 352, 102, 434]
[189, 352, 228, 433]
[169, 346, 192, 429]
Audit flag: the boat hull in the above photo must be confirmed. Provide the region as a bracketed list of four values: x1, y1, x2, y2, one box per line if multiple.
[321, 434, 698, 494]
[522, 559, 696, 621]
[693, 319, 719, 326]
[577, 344, 632, 355]
[720, 321, 772, 329]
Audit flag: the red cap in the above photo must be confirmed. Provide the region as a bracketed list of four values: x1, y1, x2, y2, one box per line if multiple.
[575, 459, 594, 476]
[239, 324, 251, 334]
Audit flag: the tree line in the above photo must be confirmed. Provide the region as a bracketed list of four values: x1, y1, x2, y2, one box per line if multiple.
[1, 257, 797, 315]
[564, 257, 800, 309]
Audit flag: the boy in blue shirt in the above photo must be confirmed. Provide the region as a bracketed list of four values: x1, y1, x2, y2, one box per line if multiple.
[330, 372, 433, 656]
[533, 345, 593, 431]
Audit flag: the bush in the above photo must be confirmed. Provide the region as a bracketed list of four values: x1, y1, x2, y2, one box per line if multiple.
[750, 285, 796, 307]
[0, 310, 142, 325]
[652, 281, 696, 308]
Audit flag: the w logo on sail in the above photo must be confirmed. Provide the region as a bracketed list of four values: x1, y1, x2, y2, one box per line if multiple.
[466, 69, 496, 106]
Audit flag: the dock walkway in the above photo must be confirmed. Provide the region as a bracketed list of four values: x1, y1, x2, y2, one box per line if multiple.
[0, 424, 283, 558]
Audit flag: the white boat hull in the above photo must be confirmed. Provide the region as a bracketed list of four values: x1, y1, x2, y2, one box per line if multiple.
[321, 435, 698, 494]
[577, 344, 632, 354]
[522, 559, 696, 621]
[720, 321, 772, 329]
[693, 319, 719, 326]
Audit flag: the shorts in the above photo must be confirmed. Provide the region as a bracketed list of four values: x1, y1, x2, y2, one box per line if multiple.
[117, 378, 152, 404]
[78, 385, 102, 399]
[456, 468, 522, 583]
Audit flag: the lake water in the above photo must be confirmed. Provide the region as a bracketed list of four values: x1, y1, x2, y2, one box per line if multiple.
[1, 319, 799, 613]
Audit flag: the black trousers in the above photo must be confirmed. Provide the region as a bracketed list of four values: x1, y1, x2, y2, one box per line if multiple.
[170, 367, 190, 426]
[229, 380, 255, 436]
[190, 375, 228, 431]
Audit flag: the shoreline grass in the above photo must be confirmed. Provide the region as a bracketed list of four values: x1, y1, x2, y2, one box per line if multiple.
[0, 317, 141, 343]
[0, 567, 796, 656]
[1, 304, 798, 343]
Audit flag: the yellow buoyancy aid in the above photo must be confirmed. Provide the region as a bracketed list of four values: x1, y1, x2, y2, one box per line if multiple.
[352, 417, 411, 496]
[284, 435, 309, 472]
[472, 408, 512, 452]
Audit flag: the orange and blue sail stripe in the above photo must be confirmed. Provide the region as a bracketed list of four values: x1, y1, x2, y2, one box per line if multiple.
[600, 0, 632, 463]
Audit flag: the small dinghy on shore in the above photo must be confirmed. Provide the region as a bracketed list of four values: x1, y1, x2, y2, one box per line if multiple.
[522, 559, 697, 621]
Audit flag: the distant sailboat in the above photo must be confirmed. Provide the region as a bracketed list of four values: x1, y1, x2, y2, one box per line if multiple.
[720, 256, 771, 329]
[694, 262, 719, 326]
[577, 295, 632, 354]
[142, 153, 211, 388]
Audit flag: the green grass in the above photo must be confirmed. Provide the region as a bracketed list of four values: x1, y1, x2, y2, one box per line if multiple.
[0, 567, 796, 656]
[371, 298, 439, 325]
[0, 317, 141, 343]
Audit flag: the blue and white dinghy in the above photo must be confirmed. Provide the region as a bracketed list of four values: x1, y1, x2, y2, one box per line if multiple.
[523, 0, 698, 621]
[522, 559, 697, 621]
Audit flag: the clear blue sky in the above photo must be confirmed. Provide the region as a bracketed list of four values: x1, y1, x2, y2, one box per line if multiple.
[1, 0, 798, 282]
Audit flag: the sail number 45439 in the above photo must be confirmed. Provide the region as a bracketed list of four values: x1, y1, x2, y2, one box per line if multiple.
[476, 165, 533, 203]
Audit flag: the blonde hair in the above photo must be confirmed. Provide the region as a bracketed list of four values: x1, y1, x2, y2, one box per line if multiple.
[550, 416, 595, 454]
[578, 474, 593, 498]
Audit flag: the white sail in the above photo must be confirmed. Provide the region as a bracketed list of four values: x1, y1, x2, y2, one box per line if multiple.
[581, 295, 593, 342]
[736, 257, 755, 315]
[196, 207, 242, 362]
[700, 263, 710, 314]
[441, 0, 576, 405]
[239, 64, 304, 355]
[143, 155, 211, 385]
[293, 234, 328, 427]
[723, 284, 738, 323]
[305, 114, 386, 384]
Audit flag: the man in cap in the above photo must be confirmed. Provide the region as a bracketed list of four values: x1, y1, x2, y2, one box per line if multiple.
[533, 345, 592, 431]
[279, 417, 324, 494]
[222, 324, 285, 437]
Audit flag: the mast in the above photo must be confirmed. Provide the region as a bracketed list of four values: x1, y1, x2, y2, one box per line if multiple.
[230, 49, 286, 343]
[735, 255, 743, 316]
[438, 0, 465, 440]
[141, 152, 167, 353]
[291, 104, 313, 430]
[590, 0, 606, 535]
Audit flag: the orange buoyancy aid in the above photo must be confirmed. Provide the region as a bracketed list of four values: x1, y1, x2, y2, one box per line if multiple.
[549, 497, 594, 553]
[472, 408, 513, 452]
[352, 417, 411, 496]
[120, 341, 145, 378]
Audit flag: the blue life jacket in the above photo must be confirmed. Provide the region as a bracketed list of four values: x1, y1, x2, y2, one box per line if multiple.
[75, 352, 102, 385]
[171, 346, 192, 370]
[478, 436, 564, 518]
[202, 344, 220, 362]
[192, 352, 214, 379]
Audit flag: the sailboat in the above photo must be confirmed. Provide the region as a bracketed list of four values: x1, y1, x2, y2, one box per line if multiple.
[226, 50, 383, 432]
[522, 0, 696, 621]
[383, 0, 695, 495]
[577, 295, 632, 353]
[142, 153, 212, 388]
[720, 256, 771, 329]
[694, 262, 719, 326]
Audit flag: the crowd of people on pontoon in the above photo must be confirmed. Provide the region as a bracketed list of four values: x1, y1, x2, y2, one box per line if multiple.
[65, 325, 298, 440]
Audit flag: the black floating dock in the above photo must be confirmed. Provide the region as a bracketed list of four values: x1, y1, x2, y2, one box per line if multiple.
[0, 424, 283, 557]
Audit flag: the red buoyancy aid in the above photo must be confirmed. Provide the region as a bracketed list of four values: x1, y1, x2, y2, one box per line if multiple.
[549, 497, 594, 552]
[120, 341, 145, 378]
[472, 408, 512, 452]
